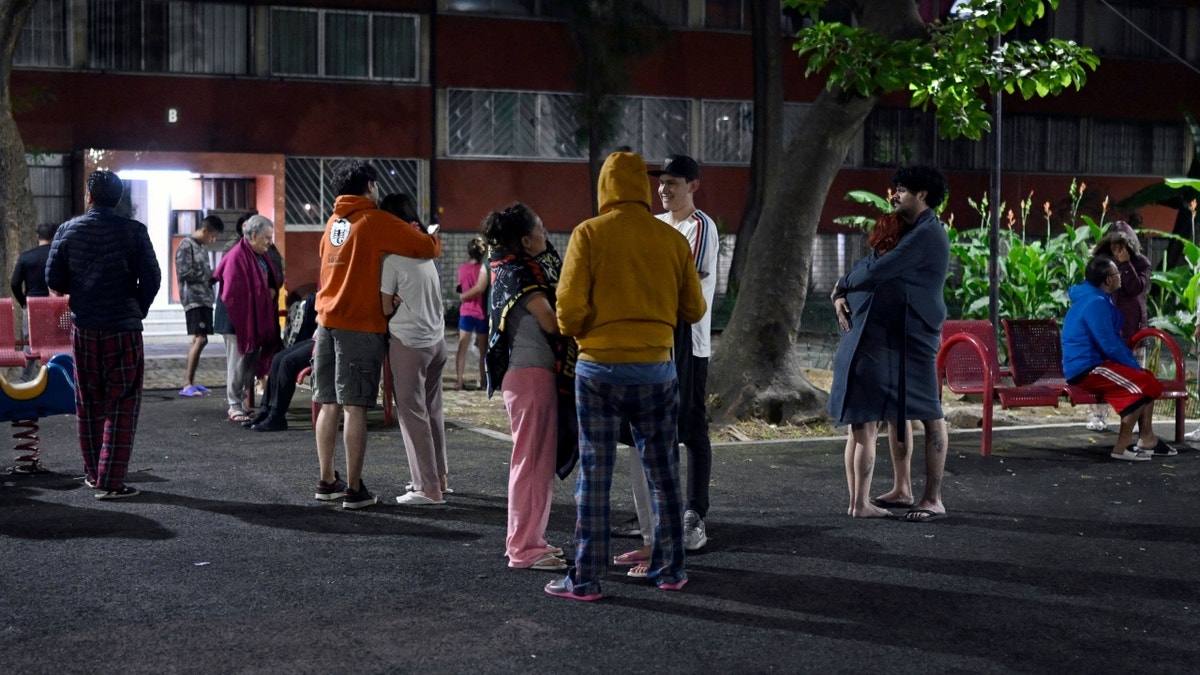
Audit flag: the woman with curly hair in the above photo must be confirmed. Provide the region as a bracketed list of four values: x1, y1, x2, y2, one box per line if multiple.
[483, 203, 573, 571]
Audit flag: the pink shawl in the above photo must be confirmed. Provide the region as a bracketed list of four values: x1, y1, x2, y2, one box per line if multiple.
[213, 238, 281, 376]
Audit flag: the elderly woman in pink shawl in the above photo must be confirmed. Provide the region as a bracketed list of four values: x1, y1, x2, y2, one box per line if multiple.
[212, 215, 282, 422]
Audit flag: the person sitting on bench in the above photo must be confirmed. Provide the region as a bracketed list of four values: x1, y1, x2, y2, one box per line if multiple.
[1062, 255, 1177, 461]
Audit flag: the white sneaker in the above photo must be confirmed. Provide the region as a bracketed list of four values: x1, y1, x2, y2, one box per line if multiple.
[1185, 427, 1200, 442]
[1086, 412, 1108, 431]
[1111, 448, 1152, 461]
[683, 509, 707, 551]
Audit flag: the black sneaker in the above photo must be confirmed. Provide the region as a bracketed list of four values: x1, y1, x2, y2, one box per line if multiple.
[243, 409, 270, 429]
[342, 481, 377, 510]
[95, 485, 139, 500]
[315, 472, 347, 501]
[251, 417, 288, 432]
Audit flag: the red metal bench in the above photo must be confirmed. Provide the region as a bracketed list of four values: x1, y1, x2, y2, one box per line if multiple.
[1003, 318, 1186, 444]
[936, 320, 1064, 457]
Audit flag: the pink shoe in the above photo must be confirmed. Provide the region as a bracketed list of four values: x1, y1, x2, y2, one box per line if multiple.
[658, 577, 688, 591]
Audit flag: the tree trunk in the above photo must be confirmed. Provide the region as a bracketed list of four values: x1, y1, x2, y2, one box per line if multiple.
[709, 90, 877, 424]
[709, 0, 927, 424]
[728, 0, 783, 295]
[0, 0, 40, 300]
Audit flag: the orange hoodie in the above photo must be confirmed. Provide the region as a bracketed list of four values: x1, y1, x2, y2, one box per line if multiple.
[316, 195, 442, 333]
[556, 152, 706, 363]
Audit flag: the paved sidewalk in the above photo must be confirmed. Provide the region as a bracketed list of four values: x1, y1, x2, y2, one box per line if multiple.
[2, 383, 1199, 673]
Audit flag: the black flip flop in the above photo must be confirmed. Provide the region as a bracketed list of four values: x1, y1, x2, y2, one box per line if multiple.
[1140, 439, 1178, 457]
[902, 508, 946, 523]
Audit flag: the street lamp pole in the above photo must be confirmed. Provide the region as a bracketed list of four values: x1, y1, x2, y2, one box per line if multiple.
[989, 1, 1003, 330]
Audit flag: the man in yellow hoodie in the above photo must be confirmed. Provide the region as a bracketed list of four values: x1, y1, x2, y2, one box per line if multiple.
[545, 151, 706, 601]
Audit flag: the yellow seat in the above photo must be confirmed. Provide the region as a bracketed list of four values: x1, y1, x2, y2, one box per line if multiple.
[0, 365, 50, 401]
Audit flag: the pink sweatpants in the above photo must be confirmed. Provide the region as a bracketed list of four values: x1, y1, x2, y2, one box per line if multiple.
[501, 366, 558, 567]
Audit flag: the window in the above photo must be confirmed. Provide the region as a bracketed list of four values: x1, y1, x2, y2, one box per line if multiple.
[705, 0, 746, 30]
[444, 0, 537, 16]
[1091, 0, 1187, 61]
[87, 0, 249, 74]
[641, 0, 687, 26]
[862, 108, 934, 168]
[609, 97, 690, 161]
[1043, 117, 1083, 174]
[14, 0, 70, 68]
[203, 179, 255, 212]
[1091, 119, 1186, 176]
[445, 0, 683, 24]
[285, 157, 423, 228]
[702, 100, 753, 164]
[447, 89, 584, 159]
[270, 8, 419, 81]
[1003, 115, 1047, 173]
[26, 154, 72, 226]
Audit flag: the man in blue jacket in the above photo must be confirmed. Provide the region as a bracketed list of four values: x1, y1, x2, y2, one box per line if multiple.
[1062, 255, 1175, 461]
[47, 170, 161, 498]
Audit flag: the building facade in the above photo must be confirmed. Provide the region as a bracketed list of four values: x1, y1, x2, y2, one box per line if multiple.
[13, 0, 1200, 313]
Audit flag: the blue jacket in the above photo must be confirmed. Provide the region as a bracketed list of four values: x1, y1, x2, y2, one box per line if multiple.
[46, 206, 161, 331]
[1061, 281, 1138, 381]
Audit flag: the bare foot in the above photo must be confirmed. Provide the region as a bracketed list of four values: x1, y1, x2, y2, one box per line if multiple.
[872, 489, 914, 507]
[909, 501, 945, 517]
[849, 504, 895, 518]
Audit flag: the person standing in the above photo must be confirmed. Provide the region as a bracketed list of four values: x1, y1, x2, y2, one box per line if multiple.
[1088, 222, 1151, 432]
[828, 213, 914, 518]
[212, 215, 282, 422]
[649, 153, 717, 551]
[378, 192, 451, 506]
[313, 160, 441, 510]
[545, 151, 705, 601]
[46, 169, 161, 499]
[10, 222, 58, 380]
[175, 214, 224, 397]
[455, 238, 488, 390]
[831, 165, 951, 523]
[483, 203, 569, 572]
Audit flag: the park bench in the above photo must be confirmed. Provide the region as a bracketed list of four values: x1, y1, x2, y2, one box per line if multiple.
[937, 319, 1064, 457]
[937, 318, 1188, 457]
[1002, 318, 1187, 444]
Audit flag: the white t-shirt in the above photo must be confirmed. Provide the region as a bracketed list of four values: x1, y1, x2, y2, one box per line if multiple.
[659, 208, 717, 358]
[380, 254, 445, 349]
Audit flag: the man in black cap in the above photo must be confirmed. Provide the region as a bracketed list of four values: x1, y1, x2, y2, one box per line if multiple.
[650, 154, 718, 551]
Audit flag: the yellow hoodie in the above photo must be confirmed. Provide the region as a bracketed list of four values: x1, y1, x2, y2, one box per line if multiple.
[556, 152, 706, 363]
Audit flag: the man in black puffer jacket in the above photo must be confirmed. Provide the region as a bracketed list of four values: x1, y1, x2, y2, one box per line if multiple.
[47, 169, 161, 500]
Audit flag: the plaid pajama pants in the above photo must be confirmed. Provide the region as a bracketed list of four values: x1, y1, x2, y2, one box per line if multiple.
[570, 369, 685, 594]
[72, 327, 145, 490]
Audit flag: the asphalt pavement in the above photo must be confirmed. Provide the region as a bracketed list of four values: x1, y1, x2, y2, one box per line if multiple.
[3, 386, 1200, 674]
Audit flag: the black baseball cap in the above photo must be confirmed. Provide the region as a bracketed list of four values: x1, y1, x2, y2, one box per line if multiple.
[648, 154, 700, 182]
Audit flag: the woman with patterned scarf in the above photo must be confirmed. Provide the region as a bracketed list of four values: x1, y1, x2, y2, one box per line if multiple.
[483, 203, 577, 572]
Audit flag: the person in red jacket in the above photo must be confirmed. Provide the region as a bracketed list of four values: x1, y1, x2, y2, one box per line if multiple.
[311, 160, 442, 509]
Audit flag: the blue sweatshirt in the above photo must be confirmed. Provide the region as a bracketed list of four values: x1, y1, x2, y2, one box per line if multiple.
[1061, 281, 1138, 381]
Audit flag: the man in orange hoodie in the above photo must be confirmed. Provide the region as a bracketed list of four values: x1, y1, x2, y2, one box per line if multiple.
[312, 160, 442, 509]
